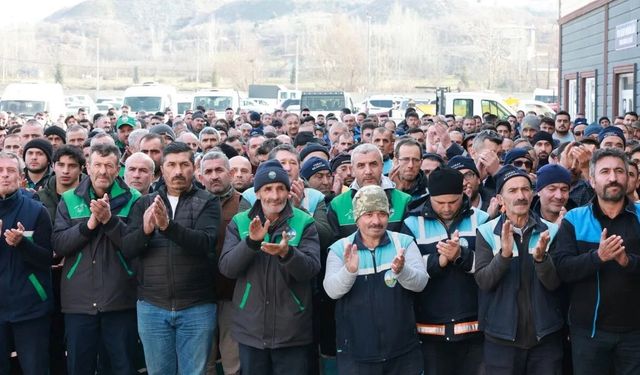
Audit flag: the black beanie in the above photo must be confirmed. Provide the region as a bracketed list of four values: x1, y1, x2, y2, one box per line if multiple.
[254, 159, 290, 192]
[44, 126, 66, 143]
[532, 131, 554, 147]
[23, 138, 53, 163]
[428, 167, 464, 196]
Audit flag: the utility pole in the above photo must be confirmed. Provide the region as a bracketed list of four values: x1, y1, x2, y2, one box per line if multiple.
[96, 37, 100, 96]
[196, 38, 201, 85]
[367, 14, 372, 94]
[295, 37, 299, 91]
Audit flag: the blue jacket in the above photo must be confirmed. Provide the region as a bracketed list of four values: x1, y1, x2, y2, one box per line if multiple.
[0, 189, 53, 322]
[475, 213, 563, 344]
[552, 200, 640, 335]
[402, 197, 488, 341]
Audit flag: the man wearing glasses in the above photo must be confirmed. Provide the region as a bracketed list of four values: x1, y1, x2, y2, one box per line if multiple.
[389, 138, 428, 200]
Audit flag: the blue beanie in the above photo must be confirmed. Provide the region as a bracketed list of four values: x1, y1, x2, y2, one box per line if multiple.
[448, 156, 480, 177]
[536, 164, 571, 192]
[598, 126, 625, 147]
[504, 148, 532, 165]
[583, 123, 602, 138]
[495, 165, 531, 194]
[254, 159, 290, 192]
[300, 157, 331, 180]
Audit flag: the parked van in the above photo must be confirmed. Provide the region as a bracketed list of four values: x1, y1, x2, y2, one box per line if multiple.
[123, 82, 177, 114]
[299, 91, 354, 117]
[176, 93, 193, 115]
[441, 92, 516, 119]
[0, 82, 66, 119]
[192, 89, 241, 118]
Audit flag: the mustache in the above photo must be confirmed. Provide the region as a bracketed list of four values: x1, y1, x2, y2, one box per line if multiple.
[513, 199, 529, 206]
[605, 182, 623, 189]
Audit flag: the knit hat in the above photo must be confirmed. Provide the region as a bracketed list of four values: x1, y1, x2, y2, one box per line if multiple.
[116, 115, 136, 129]
[583, 123, 602, 138]
[521, 115, 541, 130]
[532, 131, 554, 147]
[149, 124, 175, 140]
[536, 164, 571, 192]
[448, 156, 479, 177]
[504, 148, 533, 165]
[300, 157, 331, 180]
[249, 112, 261, 122]
[44, 126, 66, 143]
[598, 126, 626, 147]
[352, 185, 389, 221]
[427, 167, 464, 196]
[192, 111, 205, 120]
[23, 138, 53, 163]
[300, 143, 330, 162]
[254, 159, 290, 192]
[495, 165, 531, 194]
[574, 118, 588, 126]
[330, 153, 351, 172]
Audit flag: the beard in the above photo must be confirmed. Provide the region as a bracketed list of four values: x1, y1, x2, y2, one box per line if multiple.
[601, 183, 625, 202]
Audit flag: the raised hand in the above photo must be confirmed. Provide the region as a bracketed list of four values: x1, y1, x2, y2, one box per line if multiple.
[344, 244, 359, 273]
[436, 230, 461, 262]
[143, 203, 156, 235]
[261, 230, 289, 258]
[532, 230, 550, 262]
[153, 196, 169, 230]
[391, 247, 405, 274]
[90, 193, 111, 224]
[289, 179, 305, 207]
[249, 216, 270, 242]
[597, 228, 625, 262]
[4, 221, 25, 247]
[501, 220, 514, 258]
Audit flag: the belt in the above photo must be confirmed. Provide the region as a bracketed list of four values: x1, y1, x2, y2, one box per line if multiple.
[416, 321, 479, 336]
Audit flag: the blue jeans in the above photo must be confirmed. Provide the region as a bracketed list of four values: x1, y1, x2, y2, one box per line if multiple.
[137, 300, 216, 375]
[571, 325, 640, 375]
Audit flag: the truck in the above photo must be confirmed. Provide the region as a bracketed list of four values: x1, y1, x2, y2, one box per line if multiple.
[0, 82, 67, 120]
[248, 84, 300, 109]
[392, 91, 516, 120]
[299, 91, 355, 118]
[192, 89, 241, 118]
[122, 82, 177, 114]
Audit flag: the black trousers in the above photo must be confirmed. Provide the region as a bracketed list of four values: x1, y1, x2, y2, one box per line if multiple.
[483, 333, 562, 375]
[421, 336, 483, 375]
[336, 345, 423, 375]
[239, 343, 312, 375]
[0, 315, 51, 375]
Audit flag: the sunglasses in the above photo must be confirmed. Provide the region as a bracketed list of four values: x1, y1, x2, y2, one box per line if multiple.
[574, 131, 583, 136]
[512, 160, 533, 169]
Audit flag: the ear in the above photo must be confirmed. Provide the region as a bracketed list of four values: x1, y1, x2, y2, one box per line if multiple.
[496, 193, 504, 207]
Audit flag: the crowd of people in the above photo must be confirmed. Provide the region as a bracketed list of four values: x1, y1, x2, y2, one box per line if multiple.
[1, 103, 640, 375]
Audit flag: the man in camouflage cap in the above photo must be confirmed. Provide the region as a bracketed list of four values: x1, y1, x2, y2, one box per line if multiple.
[323, 184, 428, 374]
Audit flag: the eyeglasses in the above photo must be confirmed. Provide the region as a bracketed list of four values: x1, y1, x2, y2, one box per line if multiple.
[397, 157, 421, 165]
[512, 160, 533, 169]
[462, 171, 477, 180]
[574, 131, 583, 136]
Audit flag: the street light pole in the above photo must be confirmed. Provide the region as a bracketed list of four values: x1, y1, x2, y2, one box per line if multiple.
[367, 14, 372, 94]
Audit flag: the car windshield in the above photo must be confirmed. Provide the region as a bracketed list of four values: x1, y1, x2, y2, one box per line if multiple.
[301, 94, 345, 111]
[194, 96, 233, 111]
[123, 96, 162, 112]
[0, 100, 45, 115]
[369, 99, 394, 108]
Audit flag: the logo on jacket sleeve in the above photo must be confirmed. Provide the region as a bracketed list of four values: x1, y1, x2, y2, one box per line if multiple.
[384, 270, 397, 287]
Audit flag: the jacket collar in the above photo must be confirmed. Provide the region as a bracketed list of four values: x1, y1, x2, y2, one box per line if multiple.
[349, 175, 396, 191]
[248, 199, 294, 229]
[492, 211, 548, 237]
[353, 230, 391, 250]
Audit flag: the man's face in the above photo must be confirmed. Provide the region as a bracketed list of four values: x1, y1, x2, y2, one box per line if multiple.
[205, 110, 216, 122]
[600, 135, 624, 150]
[226, 139, 244, 156]
[200, 134, 219, 153]
[430, 194, 463, 221]
[25, 148, 48, 174]
[308, 170, 333, 195]
[590, 156, 627, 203]
[54, 155, 81, 188]
[353, 152, 383, 187]
[117, 125, 134, 144]
[361, 128, 374, 143]
[285, 116, 300, 137]
[67, 130, 87, 149]
[408, 131, 426, 148]
[555, 115, 570, 133]
[356, 211, 389, 239]
[247, 136, 265, 166]
[139, 138, 163, 174]
[47, 135, 64, 151]
[77, 111, 87, 120]
[372, 131, 393, 157]
[274, 150, 299, 181]
[395, 144, 422, 182]
[262, 114, 272, 126]
[20, 124, 43, 145]
[534, 141, 552, 160]
[521, 127, 537, 141]
[336, 135, 354, 154]
[329, 127, 346, 144]
[624, 114, 638, 126]
[343, 116, 356, 130]
[462, 119, 475, 133]
[0, 158, 21, 197]
[496, 125, 510, 139]
[230, 158, 253, 191]
[460, 169, 481, 201]
[192, 117, 206, 131]
[573, 124, 586, 141]
[540, 122, 555, 134]
[256, 182, 288, 217]
[335, 163, 354, 186]
[88, 152, 119, 193]
[628, 167, 639, 196]
[199, 158, 232, 195]
[498, 176, 533, 218]
[511, 157, 534, 173]
[538, 183, 569, 215]
[406, 116, 420, 128]
[508, 116, 517, 127]
[421, 159, 440, 176]
[225, 109, 234, 121]
[239, 109, 248, 121]
[149, 118, 162, 127]
[124, 157, 154, 194]
[95, 117, 112, 132]
[161, 152, 194, 195]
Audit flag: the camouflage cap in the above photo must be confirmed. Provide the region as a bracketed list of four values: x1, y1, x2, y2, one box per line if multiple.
[352, 185, 390, 221]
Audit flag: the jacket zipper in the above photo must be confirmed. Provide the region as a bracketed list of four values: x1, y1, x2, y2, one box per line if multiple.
[166, 196, 176, 311]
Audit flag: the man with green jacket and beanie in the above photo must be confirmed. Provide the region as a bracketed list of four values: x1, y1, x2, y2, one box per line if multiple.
[219, 159, 321, 375]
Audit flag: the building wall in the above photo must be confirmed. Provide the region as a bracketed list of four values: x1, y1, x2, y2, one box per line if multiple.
[559, 0, 639, 121]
